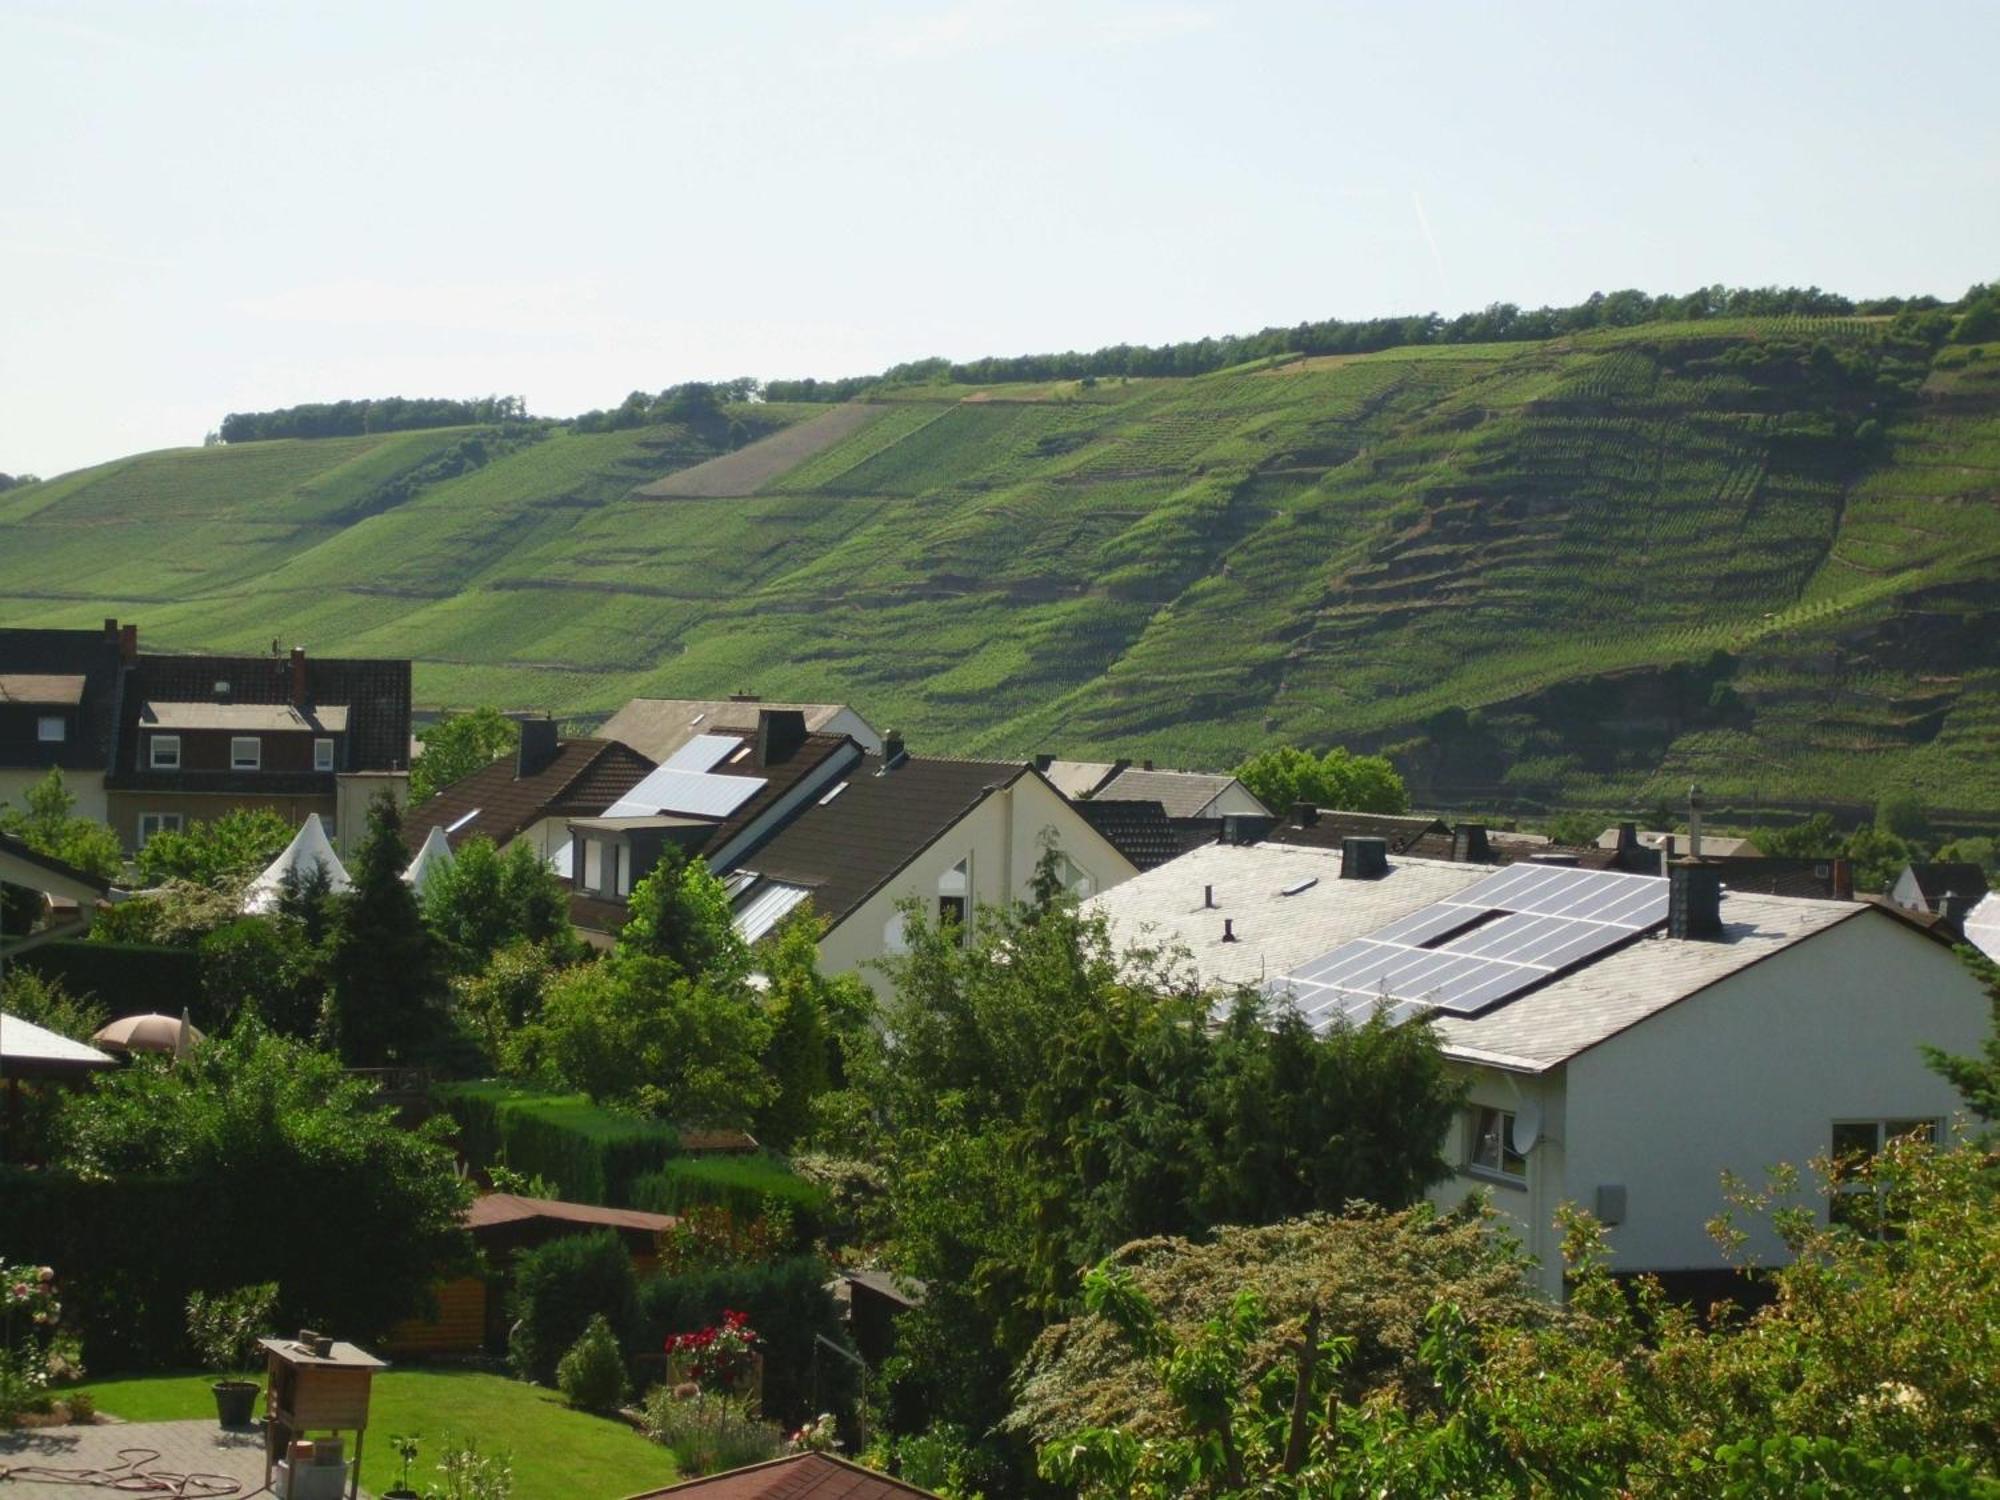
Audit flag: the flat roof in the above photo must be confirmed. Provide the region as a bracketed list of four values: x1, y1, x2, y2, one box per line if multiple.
[141, 701, 349, 733]
[0, 673, 85, 706]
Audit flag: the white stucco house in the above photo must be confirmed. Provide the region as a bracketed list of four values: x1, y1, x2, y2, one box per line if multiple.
[1086, 837, 1989, 1297]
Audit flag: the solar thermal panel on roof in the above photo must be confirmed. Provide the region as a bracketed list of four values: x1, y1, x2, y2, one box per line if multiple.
[663, 733, 744, 773]
[1265, 865, 1668, 1030]
[606, 766, 765, 820]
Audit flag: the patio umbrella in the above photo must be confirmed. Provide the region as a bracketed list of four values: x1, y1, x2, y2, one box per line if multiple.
[91, 1012, 205, 1056]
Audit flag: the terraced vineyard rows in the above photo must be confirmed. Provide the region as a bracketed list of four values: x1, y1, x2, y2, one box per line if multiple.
[2, 317, 1997, 820]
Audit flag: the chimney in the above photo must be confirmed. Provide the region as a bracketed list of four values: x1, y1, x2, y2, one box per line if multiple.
[755, 708, 809, 766]
[1291, 800, 1319, 828]
[1143, 759, 1155, 772]
[1831, 857, 1854, 901]
[103, 617, 118, 643]
[1669, 857, 1724, 940]
[1453, 823, 1491, 863]
[1687, 784, 1706, 861]
[1339, 836, 1389, 879]
[289, 646, 307, 706]
[1203, 883, 1216, 909]
[881, 729, 907, 770]
[1221, 917, 1238, 943]
[117, 623, 138, 664]
[1034, 753, 1054, 773]
[517, 716, 559, 778]
[1616, 821, 1639, 856]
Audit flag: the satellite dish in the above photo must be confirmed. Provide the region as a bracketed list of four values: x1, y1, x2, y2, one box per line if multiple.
[1512, 1097, 1542, 1153]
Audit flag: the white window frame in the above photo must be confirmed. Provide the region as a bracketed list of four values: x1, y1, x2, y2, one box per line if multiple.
[314, 737, 335, 772]
[615, 843, 632, 898]
[230, 736, 261, 770]
[150, 734, 181, 770]
[37, 715, 65, 743]
[138, 812, 184, 845]
[938, 855, 972, 939]
[1466, 1105, 1527, 1185]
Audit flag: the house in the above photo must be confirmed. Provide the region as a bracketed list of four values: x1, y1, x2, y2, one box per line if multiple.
[627, 1454, 942, 1499]
[711, 747, 1138, 977]
[1087, 762, 1269, 821]
[1086, 837, 1988, 1298]
[1890, 861, 1991, 919]
[399, 719, 657, 873]
[1595, 826, 1762, 859]
[599, 695, 883, 763]
[0, 619, 413, 857]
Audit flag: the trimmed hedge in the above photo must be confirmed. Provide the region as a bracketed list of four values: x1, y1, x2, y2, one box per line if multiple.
[436, 1080, 679, 1206]
[629, 1154, 829, 1241]
[507, 1230, 638, 1385]
[636, 1256, 855, 1427]
[17, 941, 207, 1028]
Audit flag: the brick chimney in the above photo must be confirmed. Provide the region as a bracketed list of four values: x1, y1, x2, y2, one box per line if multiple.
[1669, 857, 1724, 940]
[1339, 836, 1389, 879]
[1033, 753, 1054, 773]
[1831, 857, 1854, 901]
[1291, 800, 1319, 828]
[755, 708, 808, 766]
[517, 716, 559, 778]
[117, 623, 138, 664]
[1453, 823, 1491, 862]
[102, 617, 118, 644]
[289, 646, 307, 706]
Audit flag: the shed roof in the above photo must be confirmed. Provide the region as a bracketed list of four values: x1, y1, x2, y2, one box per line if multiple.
[0, 674, 85, 706]
[465, 1194, 677, 1235]
[626, 1453, 942, 1499]
[0, 1011, 118, 1078]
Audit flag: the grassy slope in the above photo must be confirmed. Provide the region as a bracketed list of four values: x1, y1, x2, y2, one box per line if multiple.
[2, 321, 1997, 823]
[65, 1369, 678, 1499]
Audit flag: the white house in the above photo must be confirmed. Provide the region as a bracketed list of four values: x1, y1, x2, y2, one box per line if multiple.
[1086, 838, 1989, 1297]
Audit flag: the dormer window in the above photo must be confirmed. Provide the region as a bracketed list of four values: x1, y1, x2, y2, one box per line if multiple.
[150, 735, 181, 770]
[37, 715, 65, 743]
[231, 736, 261, 770]
[315, 738, 335, 772]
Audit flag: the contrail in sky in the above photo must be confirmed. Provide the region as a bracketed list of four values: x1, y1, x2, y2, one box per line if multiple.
[1411, 190, 1449, 301]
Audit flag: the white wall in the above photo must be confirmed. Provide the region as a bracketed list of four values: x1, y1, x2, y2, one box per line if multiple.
[0, 767, 107, 823]
[1427, 1067, 1570, 1296]
[1203, 780, 1271, 819]
[818, 775, 1137, 979]
[1561, 912, 1987, 1276]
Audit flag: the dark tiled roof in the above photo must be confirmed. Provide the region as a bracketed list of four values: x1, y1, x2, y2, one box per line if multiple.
[1268, 810, 1451, 853]
[118, 650, 410, 775]
[688, 732, 860, 860]
[734, 755, 1026, 929]
[0, 628, 126, 771]
[1905, 862, 1989, 904]
[1715, 858, 1848, 901]
[403, 739, 656, 852]
[1074, 798, 1211, 871]
[627, 1453, 941, 1499]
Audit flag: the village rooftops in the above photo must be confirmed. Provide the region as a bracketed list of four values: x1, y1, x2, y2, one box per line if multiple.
[598, 696, 881, 764]
[1086, 839, 1887, 1074]
[1090, 765, 1267, 820]
[402, 735, 657, 852]
[1595, 826, 1762, 859]
[1899, 861, 1990, 908]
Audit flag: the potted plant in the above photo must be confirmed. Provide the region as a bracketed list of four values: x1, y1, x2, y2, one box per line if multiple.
[185, 1283, 277, 1429]
[384, 1433, 422, 1499]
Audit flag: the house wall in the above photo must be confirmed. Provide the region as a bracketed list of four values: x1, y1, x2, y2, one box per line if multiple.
[334, 772, 408, 860]
[818, 775, 1138, 979]
[106, 790, 336, 852]
[1427, 1067, 1570, 1297]
[133, 727, 336, 774]
[1888, 868, 1928, 912]
[821, 708, 883, 755]
[0, 768, 108, 824]
[1202, 780, 1271, 819]
[1560, 913, 1987, 1277]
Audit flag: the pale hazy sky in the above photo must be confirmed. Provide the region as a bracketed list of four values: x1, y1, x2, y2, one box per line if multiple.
[3, 0, 1995, 478]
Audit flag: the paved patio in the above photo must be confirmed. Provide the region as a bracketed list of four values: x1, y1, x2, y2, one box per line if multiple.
[0, 1418, 367, 1498]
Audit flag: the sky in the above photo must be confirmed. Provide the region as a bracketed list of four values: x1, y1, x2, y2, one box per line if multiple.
[3, 0, 1996, 478]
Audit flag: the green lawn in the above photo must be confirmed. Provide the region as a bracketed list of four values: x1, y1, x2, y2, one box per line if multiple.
[63, 1368, 678, 1500]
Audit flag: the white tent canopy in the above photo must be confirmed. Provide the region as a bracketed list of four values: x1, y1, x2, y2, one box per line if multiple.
[242, 814, 351, 914]
[403, 825, 455, 894]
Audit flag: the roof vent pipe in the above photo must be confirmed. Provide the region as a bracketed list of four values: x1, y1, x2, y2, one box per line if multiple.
[1669, 857, 1724, 941]
[1339, 836, 1389, 879]
[1221, 917, 1238, 942]
[1203, 883, 1215, 909]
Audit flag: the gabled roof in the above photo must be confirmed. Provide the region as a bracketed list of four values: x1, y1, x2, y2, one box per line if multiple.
[627, 1453, 941, 1499]
[1041, 759, 1122, 799]
[1902, 862, 1990, 905]
[1086, 840, 1882, 1073]
[0, 627, 126, 770]
[599, 698, 873, 764]
[465, 1193, 676, 1235]
[1073, 797, 1215, 871]
[402, 739, 657, 852]
[1092, 766, 1259, 819]
[1594, 827, 1762, 859]
[732, 755, 1028, 930]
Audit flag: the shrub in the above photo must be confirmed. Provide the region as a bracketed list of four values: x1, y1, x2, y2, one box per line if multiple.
[18, 942, 206, 1027]
[628, 1155, 827, 1242]
[641, 1388, 783, 1477]
[555, 1314, 628, 1412]
[185, 1283, 277, 1378]
[199, 918, 324, 1037]
[435, 1081, 679, 1206]
[507, 1231, 636, 1386]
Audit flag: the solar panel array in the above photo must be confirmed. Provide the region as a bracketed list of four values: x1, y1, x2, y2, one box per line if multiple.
[605, 765, 765, 820]
[663, 733, 746, 773]
[1267, 864, 1668, 1031]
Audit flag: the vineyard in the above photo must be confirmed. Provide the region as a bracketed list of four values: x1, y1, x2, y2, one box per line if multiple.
[2, 317, 1998, 822]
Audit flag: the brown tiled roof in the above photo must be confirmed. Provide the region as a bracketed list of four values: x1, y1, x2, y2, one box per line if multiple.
[120, 650, 410, 775]
[734, 755, 1026, 929]
[0, 628, 127, 771]
[627, 1453, 941, 1499]
[693, 733, 859, 859]
[402, 739, 656, 852]
[1093, 767, 1250, 819]
[466, 1194, 675, 1234]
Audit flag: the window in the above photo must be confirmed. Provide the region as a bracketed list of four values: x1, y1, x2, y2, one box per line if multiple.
[1830, 1118, 1938, 1231]
[138, 812, 183, 845]
[938, 856, 971, 936]
[583, 839, 603, 891]
[230, 737, 260, 770]
[37, 715, 65, 743]
[314, 737, 335, 772]
[1467, 1106, 1527, 1183]
[615, 844, 632, 897]
[150, 735, 181, 770]
[1053, 852, 1094, 898]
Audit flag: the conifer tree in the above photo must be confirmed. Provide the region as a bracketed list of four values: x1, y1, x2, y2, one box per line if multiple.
[328, 792, 444, 1063]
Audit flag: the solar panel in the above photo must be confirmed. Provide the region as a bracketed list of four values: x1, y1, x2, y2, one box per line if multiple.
[663, 733, 744, 773]
[1265, 864, 1668, 1030]
[604, 766, 765, 820]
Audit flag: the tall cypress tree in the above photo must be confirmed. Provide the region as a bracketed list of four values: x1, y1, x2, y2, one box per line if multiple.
[329, 792, 444, 1064]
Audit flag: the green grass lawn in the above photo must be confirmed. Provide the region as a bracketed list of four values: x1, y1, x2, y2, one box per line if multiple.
[63, 1368, 678, 1500]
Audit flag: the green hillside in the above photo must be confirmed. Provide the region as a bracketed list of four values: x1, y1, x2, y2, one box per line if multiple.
[4, 317, 1998, 825]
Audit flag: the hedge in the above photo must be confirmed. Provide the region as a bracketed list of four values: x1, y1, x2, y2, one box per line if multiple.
[629, 1154, 829, 1242]
[16, 941, 207, 1028]
[435, 1079, 679, 1206]
[507, 1230, 638, 1385]
[635, 1255, 856, 1426]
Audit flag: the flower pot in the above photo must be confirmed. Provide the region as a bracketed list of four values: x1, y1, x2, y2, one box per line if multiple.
[212, 1379, 259, 1428]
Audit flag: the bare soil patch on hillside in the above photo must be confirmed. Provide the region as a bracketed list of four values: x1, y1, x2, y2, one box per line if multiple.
[632, 404, 880, 498]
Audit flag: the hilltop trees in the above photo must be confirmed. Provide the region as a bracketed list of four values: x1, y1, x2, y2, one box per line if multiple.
[217, 395, 526, 443]
[1235, 745, 1409, 816]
